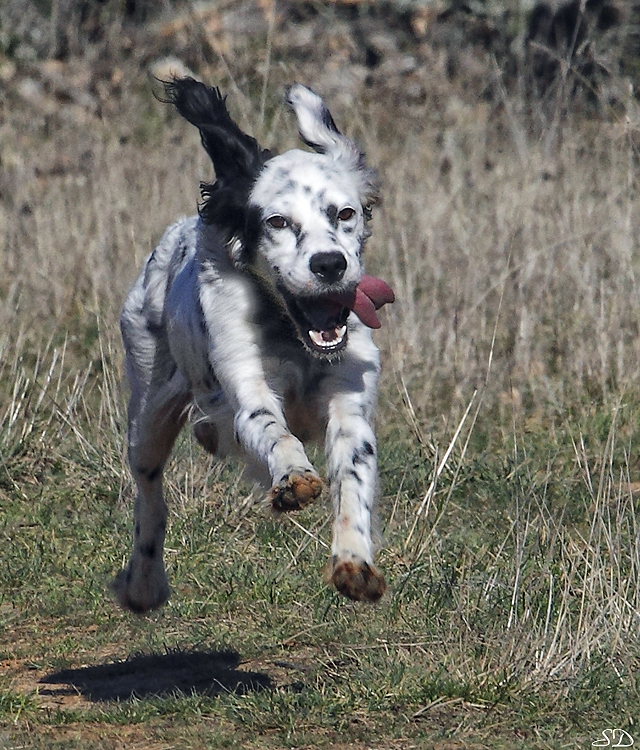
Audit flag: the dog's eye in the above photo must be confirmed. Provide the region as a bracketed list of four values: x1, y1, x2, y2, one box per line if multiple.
[338, 207, 356, 222]
[266, 215, 289, 229]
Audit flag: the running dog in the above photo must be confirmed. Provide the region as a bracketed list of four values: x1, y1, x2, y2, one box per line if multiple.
[113, 78, 394, 613]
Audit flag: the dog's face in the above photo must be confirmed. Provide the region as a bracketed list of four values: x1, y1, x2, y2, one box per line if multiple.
[250, 150, 370, 355]
[164, 79, 379, 357]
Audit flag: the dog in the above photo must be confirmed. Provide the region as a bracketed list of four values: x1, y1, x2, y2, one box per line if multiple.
[112, 78, 394, 613]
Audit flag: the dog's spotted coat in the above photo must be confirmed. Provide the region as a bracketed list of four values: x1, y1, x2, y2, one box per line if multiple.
[113, 79, 393, 613]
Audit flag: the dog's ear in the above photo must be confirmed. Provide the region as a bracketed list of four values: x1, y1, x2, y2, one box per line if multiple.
[286, 84, 379, 210]
[161, 77, 269, 185]
[285, 84, 345, 156]
[161, 78, 268, 262]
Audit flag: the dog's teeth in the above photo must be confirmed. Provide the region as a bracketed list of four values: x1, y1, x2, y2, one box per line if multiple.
[309, 330, 333, 348]
[309, 325, 347, 349]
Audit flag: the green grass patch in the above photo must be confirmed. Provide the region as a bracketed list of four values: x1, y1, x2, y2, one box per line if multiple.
[1, 343, 640, 748]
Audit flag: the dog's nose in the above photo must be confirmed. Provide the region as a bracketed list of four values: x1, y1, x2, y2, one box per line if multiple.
[309, 252, 347, 284]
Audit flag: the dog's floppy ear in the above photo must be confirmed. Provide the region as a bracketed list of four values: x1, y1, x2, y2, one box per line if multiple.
[161, 78, 268, 264]
[286, 84, 379, 210]
[162, 77, 269, 186]
[285, 84, 345, 156]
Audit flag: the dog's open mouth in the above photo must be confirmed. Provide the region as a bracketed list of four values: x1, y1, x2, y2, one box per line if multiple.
[283, 275, 395, 356]
[288, 296, 350, 354]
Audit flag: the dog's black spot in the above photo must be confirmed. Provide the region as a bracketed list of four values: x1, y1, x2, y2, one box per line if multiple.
[298, 105, 341, 154]
[326, 204, 338, 227]
[281, 179, 297, 194]
[274, 167, 289, 181]
[135, 523, 140, 538]
[177, 240, 188, 262]
[321, 105, 340, 135]
[352, 441, 375, 466]
[249, 408, 273, 420]
[347, 468, 362, 485]
[295, 230, 307, 249]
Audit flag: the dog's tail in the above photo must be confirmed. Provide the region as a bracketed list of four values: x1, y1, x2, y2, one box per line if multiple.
[286, 84, 379, 209]
[161, 77, 269, 185]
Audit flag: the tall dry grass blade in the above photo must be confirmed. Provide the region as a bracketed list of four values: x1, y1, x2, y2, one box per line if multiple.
[258, 0, 277, 137]
[507, 506, 532, 631]
[412, 389, 486, 564]
[397, 371, 429, 449]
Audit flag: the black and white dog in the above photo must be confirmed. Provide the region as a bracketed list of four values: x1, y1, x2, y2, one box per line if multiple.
[113, 78, 394, 613]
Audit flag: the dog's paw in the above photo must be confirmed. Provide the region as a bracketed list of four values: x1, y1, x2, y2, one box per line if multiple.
[269, 472, 323, 512]
[110, 563, 170, 614]
[331, 558, 386, 602]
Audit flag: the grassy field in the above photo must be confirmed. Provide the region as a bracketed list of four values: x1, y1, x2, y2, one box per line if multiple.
[2, 10, 640, 748]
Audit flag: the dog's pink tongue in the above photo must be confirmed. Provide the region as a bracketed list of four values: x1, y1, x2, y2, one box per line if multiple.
[351, 275, 395, 329]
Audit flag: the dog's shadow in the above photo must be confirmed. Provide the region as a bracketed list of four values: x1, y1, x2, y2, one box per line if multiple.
[39, 649, 271, 702]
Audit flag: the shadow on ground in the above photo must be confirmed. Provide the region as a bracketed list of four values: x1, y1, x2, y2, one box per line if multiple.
[39, 649, 271, 702]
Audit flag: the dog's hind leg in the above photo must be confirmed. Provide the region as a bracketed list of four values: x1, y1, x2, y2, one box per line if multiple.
[112, 376, 190, 613]
[114, 276, 192, 612]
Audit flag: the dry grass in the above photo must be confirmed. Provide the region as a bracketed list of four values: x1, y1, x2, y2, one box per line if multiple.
[2, 13, 640, 747]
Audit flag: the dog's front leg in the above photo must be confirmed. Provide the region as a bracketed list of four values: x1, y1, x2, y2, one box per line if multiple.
[233, 390, 323, 511]
[324, 339, 387, 602]
[201, 275, 323, 511]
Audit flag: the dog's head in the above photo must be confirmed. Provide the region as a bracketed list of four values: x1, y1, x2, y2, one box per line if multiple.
[163, 78, 385, 357]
